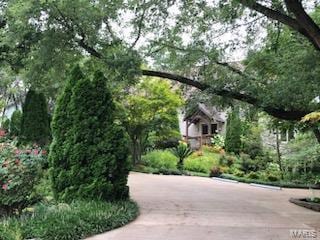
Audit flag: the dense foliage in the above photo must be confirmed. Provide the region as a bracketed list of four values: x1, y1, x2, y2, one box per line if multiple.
[140, 147, 220, 174]
[142, 150, 178, 170]
[123, 78, 183, 164]
[50, 69, 130, 202]
[0, 140, 46, 215]
[171, 142, 193, 170]
[0, 200, 138, 240]
[49, 66, 84, 201]
[283, 133, 320, 184]
[225, 108, 242, 154]
[20, 90, 50, 146]
[9, 110, 22, 137]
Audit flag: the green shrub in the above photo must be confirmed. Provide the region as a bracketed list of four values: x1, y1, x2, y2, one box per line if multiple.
[0, 141, 46, 215]
[235, 153, 256, 173]
[49, 66, 83, 201]
[267, 174, 279, 182]
[0, 200, 139, 240]
[154, 137, 180, 149]
[158, 168, 182, 175]
[142, 150, 178, 169]
[20, 90, 50, 146]
[184, 152, 220, 173]
[241, 123, 263, 159]
[210, 166, 221, 177]
[234, 169, 245, 177]
[9, 110, 22, 137]
[225, 107, 242, 154]
[246, 171, 259, 179]
[219, 154, 236, 167]
[1, 118, 10, 133]
[50, 69, 130, 202]
[171, 142, 193, 170]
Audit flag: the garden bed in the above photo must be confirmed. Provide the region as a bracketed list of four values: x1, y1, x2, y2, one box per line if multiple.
[289, 198, 320, 212]
[0, 200, 139, 240]
[132, 165, 209, 178]
[219, 174, 320, 189]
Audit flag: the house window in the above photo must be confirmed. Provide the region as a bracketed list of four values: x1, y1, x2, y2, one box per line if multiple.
[202, 124, 208, 135]
[288, 128, 295, 141]
[280, 128, 295, 142]
[280, 129, 287, 142]
[211, 124, 218, 134]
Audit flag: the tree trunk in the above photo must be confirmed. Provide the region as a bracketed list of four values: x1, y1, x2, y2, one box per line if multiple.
[275, 129, 284, 180]
[313, 128, 320, 144]
[131, 136, 142, 165]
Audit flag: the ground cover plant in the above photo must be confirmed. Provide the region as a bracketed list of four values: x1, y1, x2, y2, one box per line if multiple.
[0, 200, 139, 240]
[139, 145, 221, 175]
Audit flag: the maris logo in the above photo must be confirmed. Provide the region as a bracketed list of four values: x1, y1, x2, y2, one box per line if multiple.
[290, 229, 318, 239]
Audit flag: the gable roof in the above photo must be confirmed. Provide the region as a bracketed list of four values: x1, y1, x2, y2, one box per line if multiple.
[184, 103, 225, 123]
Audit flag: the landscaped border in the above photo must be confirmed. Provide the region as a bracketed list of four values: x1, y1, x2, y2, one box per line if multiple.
[289, 198, 320, 212]
[0, 200, 139, 240]
[219, 174, 320, 190]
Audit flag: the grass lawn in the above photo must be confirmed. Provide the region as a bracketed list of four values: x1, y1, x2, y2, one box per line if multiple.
[0, 200, 139, 240]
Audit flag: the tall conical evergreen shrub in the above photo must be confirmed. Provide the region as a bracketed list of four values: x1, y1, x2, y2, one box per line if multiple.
[9, 110, 22, 137]
[225, 107, 242, 154]
[49, 66, 84, 199]
[50, 69, 129, 202]
[20, 89, 50, 146]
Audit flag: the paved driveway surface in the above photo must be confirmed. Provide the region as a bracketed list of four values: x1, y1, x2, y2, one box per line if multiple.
[88, 172, 320, 240]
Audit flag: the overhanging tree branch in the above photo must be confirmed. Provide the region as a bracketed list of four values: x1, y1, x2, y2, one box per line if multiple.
[52, 8, 312, 122]
[238, 0, 320, 50]
[142, 69, 310, 121]
[130, 0, 147, 49]
[284, 0, 320, 48]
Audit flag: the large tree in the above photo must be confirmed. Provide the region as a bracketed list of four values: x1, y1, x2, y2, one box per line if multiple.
[1, 0, 320, 124]
[122, 78, 183, 164]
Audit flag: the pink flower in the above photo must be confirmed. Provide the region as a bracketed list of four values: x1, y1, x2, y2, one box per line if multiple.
[2, 184, 8, 190]
[41, 150, 47, 155]
[0, 130, 6, 137]
[33, 149, 39, 155]
[15, 149, 20, 155]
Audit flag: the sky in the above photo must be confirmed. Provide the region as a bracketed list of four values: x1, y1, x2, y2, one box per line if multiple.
[107, 2, 262, 64]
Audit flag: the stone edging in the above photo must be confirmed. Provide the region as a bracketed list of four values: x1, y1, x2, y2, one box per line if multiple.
[289, 198, 320, 212]
[250, 183, 282, 191]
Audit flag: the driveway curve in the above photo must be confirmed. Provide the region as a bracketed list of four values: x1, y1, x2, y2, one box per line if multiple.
[88, 172, 320, 240]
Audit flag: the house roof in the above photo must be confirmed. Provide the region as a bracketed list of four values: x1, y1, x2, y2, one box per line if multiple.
[184, 103, 225, 123]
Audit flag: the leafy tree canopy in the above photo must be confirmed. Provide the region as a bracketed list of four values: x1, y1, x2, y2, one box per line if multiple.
[1, 0, 320, 122]
[122, 77, 183, 163]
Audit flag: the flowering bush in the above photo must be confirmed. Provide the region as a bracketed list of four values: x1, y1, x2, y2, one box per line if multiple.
[0, 128, 8, 143]
[211, 134, 225, 148]
[0, 141, 46, 215]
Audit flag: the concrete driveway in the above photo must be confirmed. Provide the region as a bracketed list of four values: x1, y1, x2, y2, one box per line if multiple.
[88, 172, 320, 240]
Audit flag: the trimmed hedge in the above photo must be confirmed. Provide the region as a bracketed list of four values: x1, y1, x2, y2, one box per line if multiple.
[0, 200, 139, 240]
[220, 173, 320, 189]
